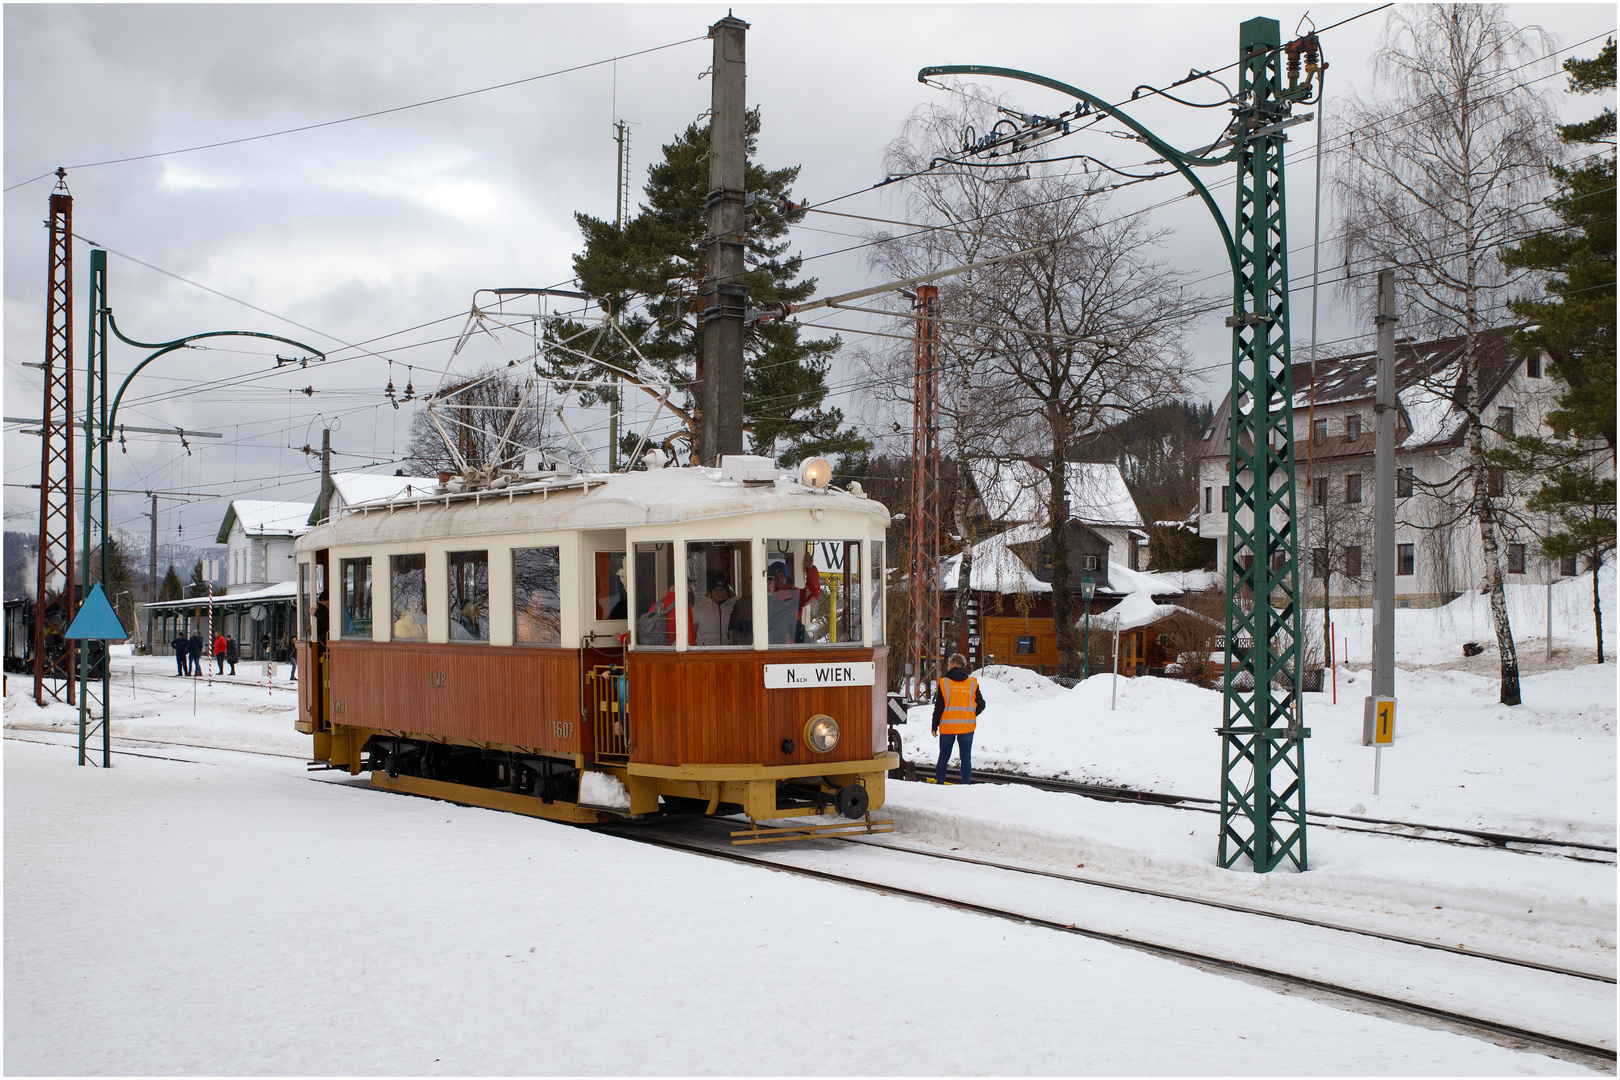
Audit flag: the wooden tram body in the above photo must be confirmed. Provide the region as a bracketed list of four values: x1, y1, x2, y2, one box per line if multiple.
[294, 461, 896, 838]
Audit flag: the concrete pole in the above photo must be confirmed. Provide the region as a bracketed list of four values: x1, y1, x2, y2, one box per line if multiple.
[698, 14, 749, 466]
[316, 429, 332, 524]
[1365, 269, 1396, 742]
[147, 492, 158, 651]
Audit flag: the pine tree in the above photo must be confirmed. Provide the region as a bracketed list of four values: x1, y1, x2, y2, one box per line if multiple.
[1501, 39, 1616, 453]
[556, 110, 866, 466]
[159, 564, 184, 603]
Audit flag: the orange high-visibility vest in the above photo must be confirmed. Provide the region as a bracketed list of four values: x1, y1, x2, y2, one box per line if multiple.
[937, 676, 979, 735]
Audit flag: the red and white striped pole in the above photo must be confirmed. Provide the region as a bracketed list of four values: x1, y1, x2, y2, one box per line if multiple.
[206, 581, 214, 687]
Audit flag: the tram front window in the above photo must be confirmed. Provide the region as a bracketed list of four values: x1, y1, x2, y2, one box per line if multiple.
[448, 550, 490, 642]
[764, 539, 863, 646]
[871, 541, 885, 645]
[595, 552, 627, 621]
[339, 558, 372, 638]
[687, 540, 753, 647]
[633, 541, 677, 647]
[391, 554, 426, 640]
[514, 546, 561, 645]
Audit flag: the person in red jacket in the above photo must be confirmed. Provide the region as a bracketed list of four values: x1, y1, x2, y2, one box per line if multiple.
[213, 633, 228, 675]
[932, 652, 986, 784]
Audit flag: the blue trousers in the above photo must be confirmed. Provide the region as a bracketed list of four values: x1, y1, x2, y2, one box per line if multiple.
[936, 731, 974, 785]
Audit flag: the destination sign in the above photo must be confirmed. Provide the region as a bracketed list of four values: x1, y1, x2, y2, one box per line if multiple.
[763, 662, 876, 689]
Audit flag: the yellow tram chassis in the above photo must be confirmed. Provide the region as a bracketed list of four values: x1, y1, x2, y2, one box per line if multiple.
[371, 771, 607, 824]
[630, 754, 898, 821]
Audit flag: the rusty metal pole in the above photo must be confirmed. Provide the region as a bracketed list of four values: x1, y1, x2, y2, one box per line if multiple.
[35, 170, 75, 706]
[906, 285, 941, 700]
[698, 13, 749, 465]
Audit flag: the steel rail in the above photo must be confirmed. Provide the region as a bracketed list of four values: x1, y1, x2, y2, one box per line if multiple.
[933, 768, 1617, 857]
[834, 833, 1614, 984]
[615, 823, 1617, 1065]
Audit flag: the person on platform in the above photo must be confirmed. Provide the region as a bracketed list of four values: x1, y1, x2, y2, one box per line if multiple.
[213, 632, 228, 675]
[170, 631, 188, 676]
[765, 560, 821, 644]
[932, 652, 986, 785]
[225, 635, 240, 675]
[187, 632, 204, 676]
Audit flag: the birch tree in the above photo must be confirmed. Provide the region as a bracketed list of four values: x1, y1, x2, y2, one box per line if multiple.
[1332, 4, 1560, 705]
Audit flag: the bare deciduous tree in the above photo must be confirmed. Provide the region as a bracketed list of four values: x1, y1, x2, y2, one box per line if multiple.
[1333, 4, 1561, 705]
[870, 93, 1204, 678]
[406, 365, 559, 477]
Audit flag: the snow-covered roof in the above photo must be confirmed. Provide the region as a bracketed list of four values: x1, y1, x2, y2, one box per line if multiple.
[968, 459, 1143, 528]
[331, 471, 421, 509]
[1083, 563, 1221, 634]
[140, 579, 297, 611]
[216, 500, 316, 543]
[300, 465, 888, 550]
[938, 524, 1052, 595]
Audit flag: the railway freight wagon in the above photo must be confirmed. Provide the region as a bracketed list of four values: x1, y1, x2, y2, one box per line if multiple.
[293, 454, 897, 841]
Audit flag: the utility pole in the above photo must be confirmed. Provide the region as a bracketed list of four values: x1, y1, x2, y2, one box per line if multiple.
[906, 285, 941, 700]
[314, 429, 333, 524]
[698, 13, 749, 466]
[609, 118, 630, 472]
[146, 492, 157, 646]
[36, 170, 76, 707]
[1364, 270, 1397, 746]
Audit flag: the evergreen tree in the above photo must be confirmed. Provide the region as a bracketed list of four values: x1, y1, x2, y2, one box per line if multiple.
[1501, 38, 1616, 453]
[159, 564, 184, 603]
[555, 110, 866, 466]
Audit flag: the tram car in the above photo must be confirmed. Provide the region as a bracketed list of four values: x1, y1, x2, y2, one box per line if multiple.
[294, 453, 897, 841]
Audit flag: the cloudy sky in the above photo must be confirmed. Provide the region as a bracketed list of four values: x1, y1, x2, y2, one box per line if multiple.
[4, 3, 1613, 555]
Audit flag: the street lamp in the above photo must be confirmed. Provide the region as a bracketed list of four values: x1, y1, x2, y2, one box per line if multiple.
[1080, 571, 1096, 681]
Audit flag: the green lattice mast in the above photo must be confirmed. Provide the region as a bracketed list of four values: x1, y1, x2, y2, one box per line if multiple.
[1217, 17, 1310, 872]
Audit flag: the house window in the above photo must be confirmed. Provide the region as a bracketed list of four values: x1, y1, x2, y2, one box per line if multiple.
[1345, 546, 1363, 579]
[1346, 414, 1362, 441]
[1397, 468, 1414, 498]
[1312, 476, 1328, 506]
[1496, 406, 1515, 437]
[1487, 467, 1505, 497]
[1015, 636, 1036, 655]
[1526, 354, 1541, 378]
[1311, 547, 1327, 579]
[1204, 486, 1212, 514]
[1081, 554, 1099, 571]
[1397, 543, 1414, 576]
[1270, 551, 1287, 573]
[1507, 543, 1526, 575]
[1346, 473, 1362, 504]
[1561, 553, 1578, 576]
[1222, 485, 1231, 512]
[1312, 418, 1327, 445]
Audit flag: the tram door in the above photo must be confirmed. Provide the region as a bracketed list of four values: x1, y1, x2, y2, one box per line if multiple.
[306, 550, 330, 730]
[584, 535, 629, 759]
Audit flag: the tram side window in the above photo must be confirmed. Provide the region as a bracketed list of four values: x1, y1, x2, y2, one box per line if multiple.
[632, 542, 678, 647]
[298, 562, 311, 642]
[594, 552, 627, 621]
[339, 558, 372, 638]
[390, 554, 427, 640]
[764, 539, 862, 646]
[870, 540, 885, 646]
[687, 540, 753, 647]
[447, 550, 490, 642]
[514, 547, 561, 645]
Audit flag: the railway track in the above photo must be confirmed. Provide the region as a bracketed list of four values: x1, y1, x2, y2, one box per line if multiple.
[607, 817, 1617, 1070]
[11, 728, 1614, 1066]
[914, 766, 1618, 864]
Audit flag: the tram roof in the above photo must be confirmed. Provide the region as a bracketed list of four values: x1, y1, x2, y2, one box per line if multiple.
[297, 466, 889, 550]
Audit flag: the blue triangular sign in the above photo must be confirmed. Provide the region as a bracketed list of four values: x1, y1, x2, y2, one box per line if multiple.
[64, 583, 129, 641]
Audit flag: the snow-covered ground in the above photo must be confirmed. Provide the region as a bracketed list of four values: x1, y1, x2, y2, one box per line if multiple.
[4, 571, 1614, 1074]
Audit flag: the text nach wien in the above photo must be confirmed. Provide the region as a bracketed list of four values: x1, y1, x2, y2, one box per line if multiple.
[762, 662, 877, 690]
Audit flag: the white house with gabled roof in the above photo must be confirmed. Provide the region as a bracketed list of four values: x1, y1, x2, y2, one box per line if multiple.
[216, 500, 314, 595]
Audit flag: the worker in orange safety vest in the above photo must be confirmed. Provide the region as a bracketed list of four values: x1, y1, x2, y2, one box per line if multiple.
[931, 652, 986, 785]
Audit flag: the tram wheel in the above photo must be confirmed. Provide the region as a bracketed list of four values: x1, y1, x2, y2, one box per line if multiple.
[887, 728, 902, 755]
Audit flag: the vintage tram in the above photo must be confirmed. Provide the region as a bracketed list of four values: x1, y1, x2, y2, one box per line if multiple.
[293, 454, 896, 841]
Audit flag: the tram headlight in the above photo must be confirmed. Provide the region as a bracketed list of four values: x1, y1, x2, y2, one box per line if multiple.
[800, 456, 832, 490]
[804, 713, 840, 753]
